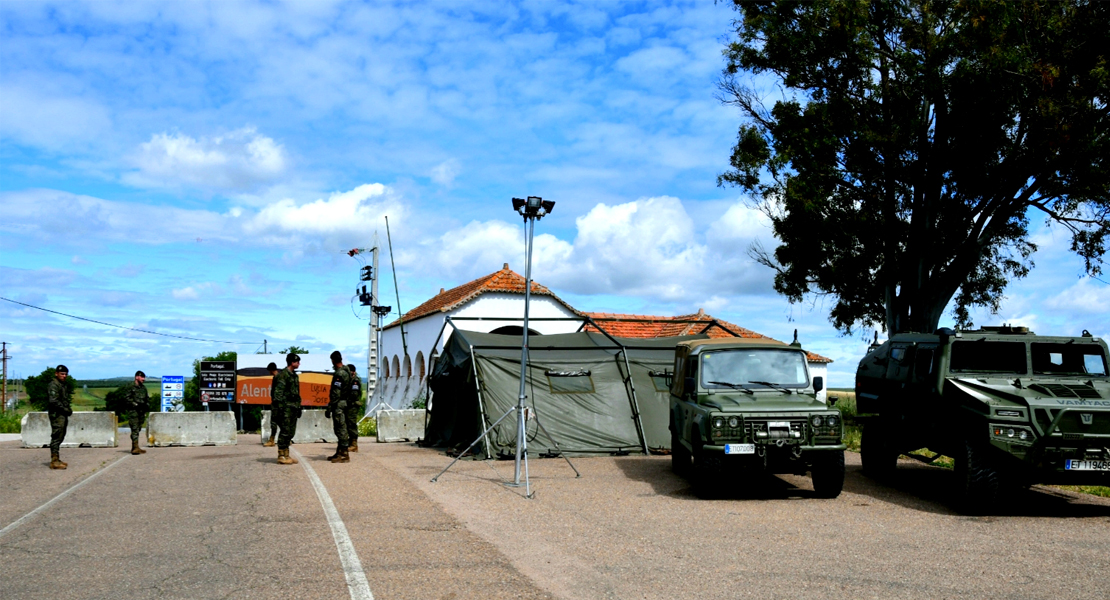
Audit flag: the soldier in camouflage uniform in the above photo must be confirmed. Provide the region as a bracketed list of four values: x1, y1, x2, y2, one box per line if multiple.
[124, 370, 151, 455]
[272, 353, 302, 465]
[346, 364, 362, 452]
[325, 351, 352, 463]
[263, 362, 280, 447]
[47, 365, 73, 470]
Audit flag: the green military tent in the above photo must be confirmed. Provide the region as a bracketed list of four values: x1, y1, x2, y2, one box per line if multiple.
[423, 329, 707, 458]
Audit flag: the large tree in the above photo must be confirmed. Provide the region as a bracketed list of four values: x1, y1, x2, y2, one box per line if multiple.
[719, 0, 1110, 334]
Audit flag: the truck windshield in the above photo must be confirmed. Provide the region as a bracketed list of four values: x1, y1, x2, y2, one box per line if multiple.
[1031, 343, 1108, 376]
[949, 341, 1027, 374]
[699, 349, 809, 389]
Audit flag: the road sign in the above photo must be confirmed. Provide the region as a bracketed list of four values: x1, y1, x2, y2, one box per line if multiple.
[161, 375, 185, 412]
[199, 361, 236, 403]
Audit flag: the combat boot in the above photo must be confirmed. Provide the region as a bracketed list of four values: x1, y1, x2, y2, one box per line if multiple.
[330, 447, 350, 463]
[50, 452, 67, 470]
[131, 440, 142, 455]
[263, 435, 276, 447]
[327, 444, 342, 461]
[348, 441, 358, 453]
[277, 449, 294, 465]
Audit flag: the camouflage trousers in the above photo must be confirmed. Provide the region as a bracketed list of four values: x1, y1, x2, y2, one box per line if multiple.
[125, 410, 147, 443]
[331, 401, 349, 448]
[276, 405, 301, 450]
[345, 402, 362, 446]
[48, 412, 68, 454]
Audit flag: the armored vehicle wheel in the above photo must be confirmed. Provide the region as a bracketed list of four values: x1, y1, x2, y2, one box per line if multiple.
[811, 450, 845, 498]
[860, 422, 898, 480]
[671, 428, 691, 477]
[954, 438, 1001, 513]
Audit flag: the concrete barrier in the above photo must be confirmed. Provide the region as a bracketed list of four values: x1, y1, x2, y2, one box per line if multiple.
[147, 412, 237, 446]
[21, 412, 118, 448]
[377, 409, 425, 443]
[260, 409, 337, 444]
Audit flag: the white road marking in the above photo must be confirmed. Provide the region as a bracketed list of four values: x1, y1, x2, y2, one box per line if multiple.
[292, 448, 375, 600]
[0, 454, 129, 539]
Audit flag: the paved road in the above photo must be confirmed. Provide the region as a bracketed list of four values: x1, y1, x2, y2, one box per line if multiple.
[2, 440, 1107, 600]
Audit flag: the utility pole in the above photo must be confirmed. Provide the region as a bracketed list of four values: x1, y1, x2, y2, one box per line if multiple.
[1, 342, 8, 415]
[368, 233, 381, 402]
[264, 339, 267, 354]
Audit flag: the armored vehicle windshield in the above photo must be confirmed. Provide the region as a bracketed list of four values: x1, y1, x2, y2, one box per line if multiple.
[699, 348, 809, 390]
[1030, 342, 1107, 376]
[949, 340, 1027, 374]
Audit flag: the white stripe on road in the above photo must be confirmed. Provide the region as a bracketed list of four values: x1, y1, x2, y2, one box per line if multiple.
[292, 448, 375, 600]
[0, 454, 129, 540]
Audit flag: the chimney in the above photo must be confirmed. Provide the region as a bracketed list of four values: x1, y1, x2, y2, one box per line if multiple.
[503, 262, 510, 270]
[697, 308, 705, 316]
[439, 288, 445, 295]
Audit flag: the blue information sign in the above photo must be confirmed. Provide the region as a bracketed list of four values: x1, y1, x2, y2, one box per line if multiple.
[161, 375, 185, 412]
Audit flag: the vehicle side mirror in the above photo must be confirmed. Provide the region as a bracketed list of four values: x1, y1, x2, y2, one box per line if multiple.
[684, 377, 696, 395]
[829, 394, 839, 405]
[813, 376, 824, 393]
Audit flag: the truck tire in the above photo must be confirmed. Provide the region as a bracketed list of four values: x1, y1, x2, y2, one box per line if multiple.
[861, 421, 898, 480]
[671, 428, 691, 477]
[691, 436, 720, 498]
[811, 450, 845, 498]
[954, 438, 1001, 513]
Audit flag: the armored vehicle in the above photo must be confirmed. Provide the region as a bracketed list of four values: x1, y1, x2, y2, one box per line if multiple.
[855, 326, 1110, 509]
[669, 338, 846, 498]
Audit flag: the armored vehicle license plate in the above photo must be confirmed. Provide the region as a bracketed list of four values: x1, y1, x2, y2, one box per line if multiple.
[724, 444, 755, 455]
[1065, 459, 1110, 471]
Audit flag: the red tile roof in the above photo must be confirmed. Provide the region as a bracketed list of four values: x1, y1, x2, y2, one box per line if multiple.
[383, 263, 579, 329]
[583, 309, 833, 363]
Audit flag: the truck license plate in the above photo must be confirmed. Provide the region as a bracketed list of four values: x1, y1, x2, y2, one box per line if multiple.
[725, 444, 755, 455]
[1065, 459, 1110, 471]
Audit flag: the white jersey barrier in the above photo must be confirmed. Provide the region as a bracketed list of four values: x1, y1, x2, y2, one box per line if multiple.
[261, 409, 338, 444]
[21, 412, 118, 448]
[147, 412, 237, 446]
[377, 409, 425, 443]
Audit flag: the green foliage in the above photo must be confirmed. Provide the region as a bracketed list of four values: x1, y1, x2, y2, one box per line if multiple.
[25, 367, 77, 411]
[0, 412, 21, 433]
[720, 0, 1110, 334]
[358, 416, 377, 437]
[279, 346, 308, 355]
[183, 351, 237, 411]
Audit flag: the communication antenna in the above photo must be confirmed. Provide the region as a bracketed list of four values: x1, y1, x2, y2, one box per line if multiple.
[385, 216, 408, 359]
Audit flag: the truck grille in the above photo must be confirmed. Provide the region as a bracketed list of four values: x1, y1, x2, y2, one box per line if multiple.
[1029, 383, 1102, 399]
[746, 419, 808, 440]
[1034, 408, 1110, 436]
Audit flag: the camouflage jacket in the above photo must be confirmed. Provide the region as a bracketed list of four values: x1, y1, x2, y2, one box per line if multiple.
[329, 365, 353, 407]
[47, 378, 71, 414]
[272, 368, 301, 410]
[125, 381, 150, 412]
[349, 373, 362, 407]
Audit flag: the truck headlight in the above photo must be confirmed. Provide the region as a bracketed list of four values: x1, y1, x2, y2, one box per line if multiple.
[712, 416, 725, 429]
[812, 415, 824, 427]
[827, 415, 839, 427]
[727, 416, 740, 428]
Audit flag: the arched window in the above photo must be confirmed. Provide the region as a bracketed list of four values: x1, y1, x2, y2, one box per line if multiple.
[404, 354, 412, 378]
[392, 355, 401, 379]
[489, 326, 541, 336]
[416, 351, 425, 380]
[383, 359, 390, 379]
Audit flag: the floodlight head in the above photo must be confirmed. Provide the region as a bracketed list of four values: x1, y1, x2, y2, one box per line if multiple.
[512, 195, 554, 218]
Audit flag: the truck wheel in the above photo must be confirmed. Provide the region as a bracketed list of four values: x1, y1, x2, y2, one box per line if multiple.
[954, 438, 1001, 513]
[671, 428, 691, 477]
[861, 422, 898, 480]
[811, 450, 845, 499]
[691, 438, 720, 498]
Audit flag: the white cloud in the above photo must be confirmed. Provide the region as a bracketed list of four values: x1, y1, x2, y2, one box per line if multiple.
[1045, 278, 1110, 315]
[125, 127, 287, 193]
[171, 282, 221, 300]
[429, 159, 461, 186]
[0, 85, 113, 150]
[243, 183, 404, 251]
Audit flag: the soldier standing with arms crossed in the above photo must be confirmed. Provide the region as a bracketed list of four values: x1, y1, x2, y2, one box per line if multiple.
[273, 353, 302, 465]
[325, 351, 352, 463]
[47, 365, 72, 470]
[346, 364, 362, 452]
[124, 370, 151, 455]
[262, 362, 279, 447]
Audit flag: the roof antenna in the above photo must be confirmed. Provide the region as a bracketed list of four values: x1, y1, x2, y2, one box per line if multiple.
[791, 329, 799, 347]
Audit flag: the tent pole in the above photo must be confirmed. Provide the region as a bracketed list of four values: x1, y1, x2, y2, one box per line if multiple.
[431, 404, 517, 482]
[469, 344, 493, 460]
[619, 349, 650, 455]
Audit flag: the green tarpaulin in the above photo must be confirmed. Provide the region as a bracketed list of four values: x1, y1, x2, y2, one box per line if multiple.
[423, 329, 707, 457]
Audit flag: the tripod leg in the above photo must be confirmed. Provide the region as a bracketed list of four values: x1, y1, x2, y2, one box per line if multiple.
[431, 407, 516, 482]
[534, 417, 581, 478]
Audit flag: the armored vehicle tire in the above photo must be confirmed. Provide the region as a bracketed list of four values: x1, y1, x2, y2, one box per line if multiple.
[671, 428, 691, 477]
[953, 438, 1002, 512]
[811, 450, 845, 498]
[860, 422, 898, 480]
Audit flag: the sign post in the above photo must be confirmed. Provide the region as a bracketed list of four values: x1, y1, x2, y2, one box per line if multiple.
[199, 361, 236, 415]
[161, 376, 184, 412]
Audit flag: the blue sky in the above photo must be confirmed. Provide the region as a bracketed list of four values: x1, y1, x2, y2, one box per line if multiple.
[2, 0, 1107, 385]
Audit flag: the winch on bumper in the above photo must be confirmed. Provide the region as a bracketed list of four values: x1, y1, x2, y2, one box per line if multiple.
[703, 415, 846, 467]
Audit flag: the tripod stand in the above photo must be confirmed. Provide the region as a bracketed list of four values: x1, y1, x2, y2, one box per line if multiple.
[431, 196, 579, 498]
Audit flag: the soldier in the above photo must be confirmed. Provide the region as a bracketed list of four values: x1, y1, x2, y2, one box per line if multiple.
[325, 350, 352, 463]
[272, 353, 302, 465]
[124, 370, 151, 455]
[346, 364, 362, 452]
[47, 365, 73, 470]
[262, 362, 280, 447]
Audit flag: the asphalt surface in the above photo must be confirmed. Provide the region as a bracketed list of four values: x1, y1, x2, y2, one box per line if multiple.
[2, 438, 1108, 600]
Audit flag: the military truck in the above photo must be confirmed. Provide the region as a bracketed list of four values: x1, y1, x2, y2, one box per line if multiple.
[855, 326, 1110, 509]
[669, 337, 846, 498]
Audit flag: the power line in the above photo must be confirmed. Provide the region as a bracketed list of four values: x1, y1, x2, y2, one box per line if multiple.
[0, 297, 259, 345]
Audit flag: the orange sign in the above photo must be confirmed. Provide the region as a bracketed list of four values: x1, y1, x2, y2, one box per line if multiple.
[235, 370, 333, 407]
